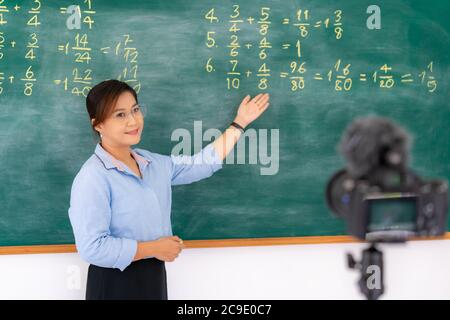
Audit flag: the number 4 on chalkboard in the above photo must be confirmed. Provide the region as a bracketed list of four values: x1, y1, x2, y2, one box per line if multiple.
[205, 8, 219, 23]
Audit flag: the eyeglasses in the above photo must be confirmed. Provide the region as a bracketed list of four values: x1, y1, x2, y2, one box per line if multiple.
[111, 104, 147, 122]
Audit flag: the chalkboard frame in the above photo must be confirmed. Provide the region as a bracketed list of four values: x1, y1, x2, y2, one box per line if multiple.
[1, 234, 449, 255]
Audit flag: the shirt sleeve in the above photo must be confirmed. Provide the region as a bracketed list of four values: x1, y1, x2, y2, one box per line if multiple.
[68, 168, 137, 272]
[170, 143, 223, 186]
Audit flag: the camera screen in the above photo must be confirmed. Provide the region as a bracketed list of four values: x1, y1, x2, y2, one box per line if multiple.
[367, 197, 417, 232]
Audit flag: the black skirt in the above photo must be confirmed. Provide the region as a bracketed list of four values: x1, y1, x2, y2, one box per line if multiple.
[86, 258, 167, 300]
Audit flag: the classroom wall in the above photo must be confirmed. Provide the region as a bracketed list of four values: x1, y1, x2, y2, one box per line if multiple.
[1, 239, 449, 300]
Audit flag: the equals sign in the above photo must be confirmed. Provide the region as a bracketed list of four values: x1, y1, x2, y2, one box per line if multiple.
[282, 44, 290, 49]
[314, 73, 323, 80]
[280, 72, 288, 78]
[401, 74, 413, 83]
[360, 74, 367, 81]
[60, 7, 67, 14]
[282, 18, 290, 25]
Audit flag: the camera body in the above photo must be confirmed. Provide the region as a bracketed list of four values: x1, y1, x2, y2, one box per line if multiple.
[326, 117, 448, 243]
[327, 169, 448, 242]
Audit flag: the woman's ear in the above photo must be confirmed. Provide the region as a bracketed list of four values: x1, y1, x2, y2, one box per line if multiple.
[92, 119, 102, 135]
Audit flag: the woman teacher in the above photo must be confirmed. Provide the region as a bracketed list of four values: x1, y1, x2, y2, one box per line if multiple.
[68, 80, 270, 300]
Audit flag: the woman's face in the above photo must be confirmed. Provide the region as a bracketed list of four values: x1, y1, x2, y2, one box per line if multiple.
[94, 91, 144, 148]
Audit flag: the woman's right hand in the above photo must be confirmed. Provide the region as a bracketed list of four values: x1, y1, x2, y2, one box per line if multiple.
[153, 236, 184, 262]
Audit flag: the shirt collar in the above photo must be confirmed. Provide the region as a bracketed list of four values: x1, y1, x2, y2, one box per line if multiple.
[94, 143, 151, 172]
[130, 149, 150, 168]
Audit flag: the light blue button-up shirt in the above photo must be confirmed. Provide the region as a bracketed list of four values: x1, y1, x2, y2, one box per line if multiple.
[68, 142, 222, 271]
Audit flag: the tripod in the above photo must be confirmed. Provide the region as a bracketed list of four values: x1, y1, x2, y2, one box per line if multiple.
[347, 243, 384, 300]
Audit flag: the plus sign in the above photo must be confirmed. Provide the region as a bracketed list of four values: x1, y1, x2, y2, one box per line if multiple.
[246, 70, 252, 78]
[245, 43, 252, 49]
[9, 76, 14, 83]
[247, 17, 254, 24]
[11, 41, 16, 48]
[14, 4, 21, 11]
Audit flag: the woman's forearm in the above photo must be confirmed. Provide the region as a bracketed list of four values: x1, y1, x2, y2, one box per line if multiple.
[133, 241, 157, 261]
[212, 93, 270, 161]
[212, 124, 243, 161]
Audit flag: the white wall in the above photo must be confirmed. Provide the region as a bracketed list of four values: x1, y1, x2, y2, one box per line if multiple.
[1, 239, 449, 300]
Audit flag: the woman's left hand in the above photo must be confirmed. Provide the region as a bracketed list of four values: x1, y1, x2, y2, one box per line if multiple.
[233, 93, 270, 129]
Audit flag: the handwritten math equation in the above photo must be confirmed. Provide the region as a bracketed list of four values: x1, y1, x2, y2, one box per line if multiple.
[0, 0, 141, 97]
[202, 6, 438, 93]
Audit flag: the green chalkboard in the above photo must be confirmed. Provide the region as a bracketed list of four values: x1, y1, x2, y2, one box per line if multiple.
[0, 0, 449, 247]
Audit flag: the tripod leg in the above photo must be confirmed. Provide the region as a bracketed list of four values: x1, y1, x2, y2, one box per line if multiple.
[359, 244, 384, 300]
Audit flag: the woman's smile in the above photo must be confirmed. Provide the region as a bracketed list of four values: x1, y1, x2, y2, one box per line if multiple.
[125, 128, 139, 135]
